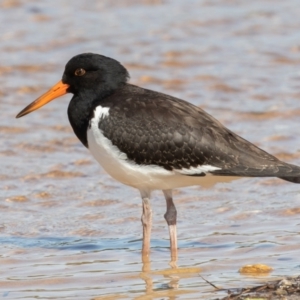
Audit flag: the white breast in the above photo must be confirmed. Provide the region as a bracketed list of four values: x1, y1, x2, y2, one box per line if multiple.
[87, 106, 235, 191]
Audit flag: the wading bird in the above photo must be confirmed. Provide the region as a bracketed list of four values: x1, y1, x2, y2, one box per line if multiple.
[16, 53, 300, 263]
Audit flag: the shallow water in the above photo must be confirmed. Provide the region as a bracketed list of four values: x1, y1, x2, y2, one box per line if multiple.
[1, 0, 300, 299]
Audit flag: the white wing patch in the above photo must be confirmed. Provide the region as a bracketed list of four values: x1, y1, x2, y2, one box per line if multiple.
[177, 165, 221, 175]
[94, 106, 110, 120]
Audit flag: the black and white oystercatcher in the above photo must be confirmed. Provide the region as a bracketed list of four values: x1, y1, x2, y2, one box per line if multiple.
[16, 53, 300, 262]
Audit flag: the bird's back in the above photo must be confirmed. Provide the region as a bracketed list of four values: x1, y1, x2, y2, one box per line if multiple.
[94, 84, 300, 183]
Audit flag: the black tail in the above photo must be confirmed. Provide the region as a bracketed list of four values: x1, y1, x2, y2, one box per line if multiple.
[279, 176, 300, 184]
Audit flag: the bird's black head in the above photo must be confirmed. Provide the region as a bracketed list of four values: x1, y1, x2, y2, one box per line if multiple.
[62, 53, 130, 95]
[16, 53, 130, 118]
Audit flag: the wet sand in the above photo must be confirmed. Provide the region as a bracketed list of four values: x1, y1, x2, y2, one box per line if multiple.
[1, 0, 300, 299]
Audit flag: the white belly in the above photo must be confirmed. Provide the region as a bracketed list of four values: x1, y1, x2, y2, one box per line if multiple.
[87, 106, 238, 191]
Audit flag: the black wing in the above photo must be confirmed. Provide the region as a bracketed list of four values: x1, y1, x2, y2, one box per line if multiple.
[98, 84, 300, 180]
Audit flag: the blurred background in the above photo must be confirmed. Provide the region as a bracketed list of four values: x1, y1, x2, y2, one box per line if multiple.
[1, 0, 300, 299]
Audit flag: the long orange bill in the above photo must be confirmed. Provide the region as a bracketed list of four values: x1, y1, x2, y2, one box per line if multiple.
[16, 80, 70, 118]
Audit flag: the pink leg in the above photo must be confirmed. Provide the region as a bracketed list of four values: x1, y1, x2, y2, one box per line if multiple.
[140, 190, 152, 260]
[163, 189, 178, 264]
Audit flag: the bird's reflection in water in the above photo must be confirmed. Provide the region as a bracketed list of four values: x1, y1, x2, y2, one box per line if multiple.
[140, 255, 154, 295]
[137, 254, 200, 300]
[139, 257, 179, 300]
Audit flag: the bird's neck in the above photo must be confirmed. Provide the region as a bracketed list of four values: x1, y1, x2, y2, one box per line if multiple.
[67, 85, 123, 148]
